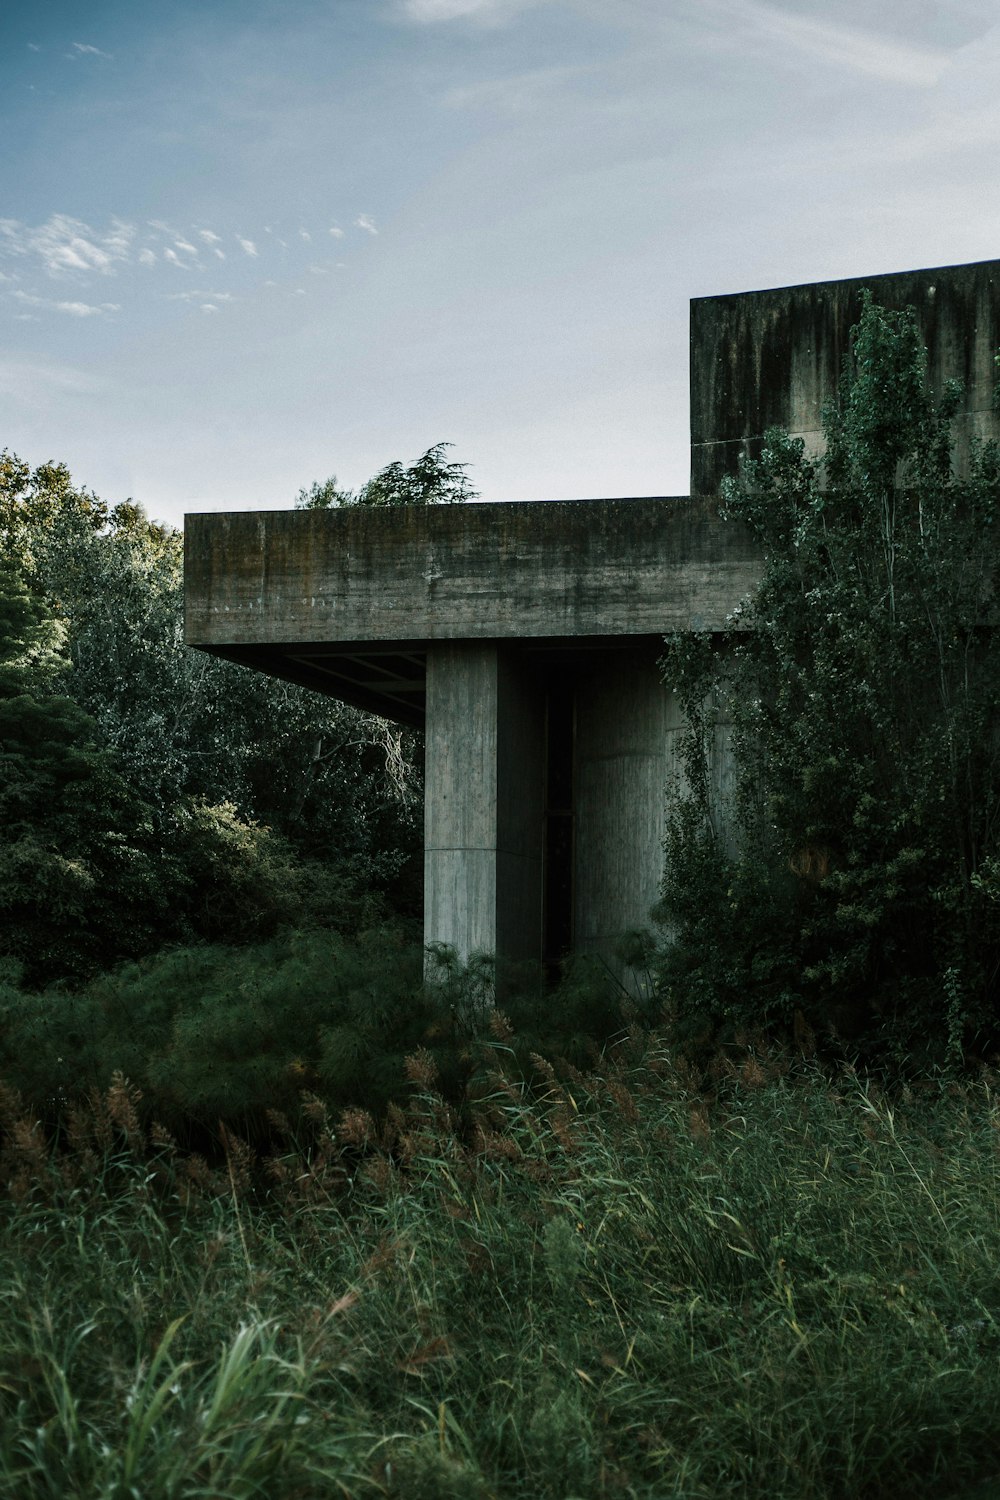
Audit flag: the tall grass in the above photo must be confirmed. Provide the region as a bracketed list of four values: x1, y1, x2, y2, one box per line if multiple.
[2, 1041, 1000, 1497]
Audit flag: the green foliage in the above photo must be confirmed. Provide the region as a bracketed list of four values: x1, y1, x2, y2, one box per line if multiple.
[0, 927, 428, 1134]
[659, 293, 1000, 1058]
[4, 1054, 1000, 1496]
[0, 449, 423, 982]
[293, 473, 355, 509]
[0, 933, 639, 1143]
[296, 442, 477, 509]
[0, 560, 174, 983]
[1, 455, 419, 874]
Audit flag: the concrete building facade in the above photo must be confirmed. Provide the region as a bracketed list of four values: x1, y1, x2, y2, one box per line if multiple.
[185, 257, 1000, 983]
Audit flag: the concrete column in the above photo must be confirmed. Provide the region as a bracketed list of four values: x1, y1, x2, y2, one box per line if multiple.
[574, 651, 670, 983]
[424, 642, 544, 975]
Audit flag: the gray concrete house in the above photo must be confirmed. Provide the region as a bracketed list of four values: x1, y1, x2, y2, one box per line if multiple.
[185, 257, 1000, 985]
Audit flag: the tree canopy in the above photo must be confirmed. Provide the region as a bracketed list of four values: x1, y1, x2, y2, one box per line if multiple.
[295, 441, 476, 510]
[0, 448, 425, 985]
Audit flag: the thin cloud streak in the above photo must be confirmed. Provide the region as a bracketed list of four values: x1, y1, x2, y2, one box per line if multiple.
[702, 0, 949, 86]
[71, 42, 113, 60]
[13, 290, 120, 316]
[0, 358, 107, 398]
[400, 0, 541, 23]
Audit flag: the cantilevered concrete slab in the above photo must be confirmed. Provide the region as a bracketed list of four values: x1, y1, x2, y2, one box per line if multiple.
[185, 495, 760, 980]
[184, 496, 758, 726]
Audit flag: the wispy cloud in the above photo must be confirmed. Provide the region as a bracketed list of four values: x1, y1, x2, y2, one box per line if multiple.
[166, 289, 234, 303]
[446, 61, 588, 112]
[354, 214, 378, 235]
[198, 230, 226, 258]
[138, 248, 156, 266]
[13, 290, 120, 317]
[0, 215, 136, 277]
[0, 358, 107, 398]
[58, 300, 120, 317]
[400, 0, 538, 23]
[238, 236, 258, 257]
[704, 0, 948, 86]
[329, 226, 345, 238]
[163, 248, 188, 268]
[70, 41, 113, 60]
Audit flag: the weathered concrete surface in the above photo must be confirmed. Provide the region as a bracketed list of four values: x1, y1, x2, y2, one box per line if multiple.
[574, 650, 669, 975]
[423, 643, 544, 971]
[691, 257, 1000, 495]
[184, 498, 761, 723]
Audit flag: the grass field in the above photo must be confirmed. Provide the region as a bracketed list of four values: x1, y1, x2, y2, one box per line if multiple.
[2, 1035, 1000, 1498]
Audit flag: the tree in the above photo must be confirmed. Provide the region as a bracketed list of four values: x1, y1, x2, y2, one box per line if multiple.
[0, 558, 173, 983]
[295, 442, 477, 510]
[294, 475, 355, 510]
[1, 453, 421, 899]
[0, 451, 430, 988]
[658, 293, 1000, 1061]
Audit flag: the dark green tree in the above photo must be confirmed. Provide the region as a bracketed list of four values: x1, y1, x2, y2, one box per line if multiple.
[658, 293, 1000, 1061]
[295, 442, 476, 510]
[1, 453, 421, 897]
[0, 559, 172, 983]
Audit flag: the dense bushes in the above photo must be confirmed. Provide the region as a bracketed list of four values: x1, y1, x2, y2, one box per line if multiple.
[0, 929, 633, 1141]
[0, 452, 422, 986]
[659, 295, 1000, 1062]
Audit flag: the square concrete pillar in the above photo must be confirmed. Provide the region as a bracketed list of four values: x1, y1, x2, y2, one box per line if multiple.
[423, 642, 544, 974]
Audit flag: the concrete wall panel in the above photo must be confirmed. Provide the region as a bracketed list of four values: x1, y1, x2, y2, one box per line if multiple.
[690, 258, 1000, 495]
[423, 848, 498, 959]
[423, 642, 544, 971]
[574, 652, 671, 980]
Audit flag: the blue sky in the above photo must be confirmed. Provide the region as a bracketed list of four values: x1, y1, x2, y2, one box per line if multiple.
[2, 0, 1000, 527]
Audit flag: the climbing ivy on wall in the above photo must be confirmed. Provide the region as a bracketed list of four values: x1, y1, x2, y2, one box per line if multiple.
[659, 293, 1000, 1062]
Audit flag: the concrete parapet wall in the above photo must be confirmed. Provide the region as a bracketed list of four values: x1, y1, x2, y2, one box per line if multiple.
[691, 258, 1000, 496]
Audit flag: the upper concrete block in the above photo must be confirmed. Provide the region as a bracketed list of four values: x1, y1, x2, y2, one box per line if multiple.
[186, 497, 759, 640]
[690, 257, 1000, 495]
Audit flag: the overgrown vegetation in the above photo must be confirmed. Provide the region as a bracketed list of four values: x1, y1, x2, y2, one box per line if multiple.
[659, 294, 1000, 1062]
[3, 1039, 1000, 1498]
[295, 441, 477, 511]
[4, 308, 1000, 1492]
[0, 449, 425, 984]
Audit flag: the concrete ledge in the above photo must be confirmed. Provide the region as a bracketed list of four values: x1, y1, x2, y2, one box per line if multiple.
[184, 496, 761, 648]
